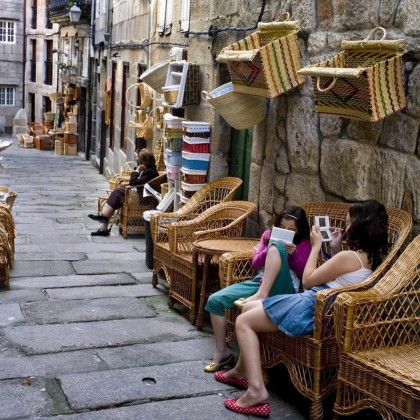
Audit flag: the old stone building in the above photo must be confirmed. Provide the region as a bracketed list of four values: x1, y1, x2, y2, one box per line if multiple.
[24, 0, 59, 125]
[62, 0, 420, 234]
[0, 0, 24, 133]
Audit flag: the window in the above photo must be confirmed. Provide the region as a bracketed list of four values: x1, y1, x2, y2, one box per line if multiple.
[44, 40, 53, 85]
[120, 64, 129, 150]
[0, 20, 16, 43]
[31, 0, 37, 29]
[30, 39, 36, 82]
[180, 0, 190, 33]
[0, 87, 15, 106]
[157, 0, 173, 35]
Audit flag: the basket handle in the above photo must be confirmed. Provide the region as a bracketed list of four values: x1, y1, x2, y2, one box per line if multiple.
[201, 91, 213, 101]
[364, 26, 387, 41]
[277, 11, 290, 22]
[316, 77, 337, 92]
[126, 83, 143, 110]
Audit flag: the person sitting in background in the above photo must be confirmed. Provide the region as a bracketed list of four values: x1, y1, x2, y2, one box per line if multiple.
[203, 205, 311, 373]
[89, 149, 158, 236]
[218, 199, 389, 418]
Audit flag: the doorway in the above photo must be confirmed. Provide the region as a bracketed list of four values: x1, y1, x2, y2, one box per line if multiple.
[229, 128, 252, 200]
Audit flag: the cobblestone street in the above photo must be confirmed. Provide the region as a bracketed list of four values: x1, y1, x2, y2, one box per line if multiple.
[0, 137, 313, 419]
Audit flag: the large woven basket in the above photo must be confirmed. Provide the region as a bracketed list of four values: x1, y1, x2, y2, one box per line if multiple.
[126, 82, 155, 110]
[140, 61, 170, 93]
[216, 20, 305, 98]
[202, 82, 267, 129]
[297, 27, 406, 122]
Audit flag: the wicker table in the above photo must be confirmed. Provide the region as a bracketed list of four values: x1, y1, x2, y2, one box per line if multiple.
[193, 237, 259, 330]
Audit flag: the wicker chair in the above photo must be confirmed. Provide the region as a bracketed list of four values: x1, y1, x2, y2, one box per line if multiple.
[118, 173, 168, 239]
[164, 201, 256, 326]
[219, 202, 412, 420]
[0, 224, 11, 289]
[150, 176, 243, 288]
[333, 235, 420, 420]
[0, 205, 16, 268]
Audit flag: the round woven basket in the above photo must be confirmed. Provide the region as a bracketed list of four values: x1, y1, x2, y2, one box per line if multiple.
[202, 82, 267, 129]
[140, 61, 170, 94]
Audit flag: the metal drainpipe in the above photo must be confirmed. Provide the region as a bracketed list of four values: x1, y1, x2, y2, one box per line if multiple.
[99, 0, 111, 173]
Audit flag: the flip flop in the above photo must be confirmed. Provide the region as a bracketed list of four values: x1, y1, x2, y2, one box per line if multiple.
[224, 398, 270, 417]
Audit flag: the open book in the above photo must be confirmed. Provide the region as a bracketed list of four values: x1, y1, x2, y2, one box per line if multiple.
[268, 227, 295, 247]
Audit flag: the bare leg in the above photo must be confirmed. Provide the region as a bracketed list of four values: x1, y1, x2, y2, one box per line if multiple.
[224, 302, 279, 407]
[210, 313, 232, 363]
[98, 203, 114, 231]
[242, 246, 282, 303]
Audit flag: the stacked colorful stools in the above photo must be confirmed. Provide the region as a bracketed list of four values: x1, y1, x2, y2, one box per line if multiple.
[180, 121, 211, 202]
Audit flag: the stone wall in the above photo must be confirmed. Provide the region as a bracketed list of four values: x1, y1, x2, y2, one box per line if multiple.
[207, 0, 420, 236]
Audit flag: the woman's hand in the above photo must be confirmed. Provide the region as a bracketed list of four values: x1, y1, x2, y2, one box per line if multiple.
[310, 225, 323, 249]
[330, 227, 343, 256]
[283, 242, 296, 255]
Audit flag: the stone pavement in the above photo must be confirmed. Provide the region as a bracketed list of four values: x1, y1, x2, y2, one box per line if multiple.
[0, 136, 366, 419]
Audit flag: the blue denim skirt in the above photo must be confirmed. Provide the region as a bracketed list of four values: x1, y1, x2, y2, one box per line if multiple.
[262, 284, 330, 337]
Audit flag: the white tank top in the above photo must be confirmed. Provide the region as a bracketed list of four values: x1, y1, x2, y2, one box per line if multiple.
[326, 251, 372, 289]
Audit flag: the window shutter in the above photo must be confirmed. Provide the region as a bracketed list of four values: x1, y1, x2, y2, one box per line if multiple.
[180, 0, 190, 33]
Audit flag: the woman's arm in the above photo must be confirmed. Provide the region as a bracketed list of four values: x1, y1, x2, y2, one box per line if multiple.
[252, 230, 271, 270]
[302, 227, 363, 289]
[287, 239, 311, 278]
[129, 168, 158, 187]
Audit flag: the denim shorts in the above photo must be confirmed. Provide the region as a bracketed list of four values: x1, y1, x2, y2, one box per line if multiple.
[263, 284, 330, 336]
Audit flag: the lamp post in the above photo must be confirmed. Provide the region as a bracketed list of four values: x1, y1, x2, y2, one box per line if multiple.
[69, 4, 83, 24]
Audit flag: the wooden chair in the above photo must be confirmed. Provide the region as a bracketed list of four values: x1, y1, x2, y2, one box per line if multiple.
[17, 133, 34, 148]
[333, 235, 420, 420]
[118, 173, 168, 238]
[150, 176, 243, 288]
[164, 200, 256, 325]
[219, 202, 412, 420]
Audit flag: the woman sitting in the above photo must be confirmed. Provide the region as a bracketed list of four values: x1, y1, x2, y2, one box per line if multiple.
[89, 149, 159, 236]
[216, 199, 389, 417]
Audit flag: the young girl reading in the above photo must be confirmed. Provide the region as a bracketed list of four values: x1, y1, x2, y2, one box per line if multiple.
[204, 205, 311, 373]
[217, 199, 389, 417]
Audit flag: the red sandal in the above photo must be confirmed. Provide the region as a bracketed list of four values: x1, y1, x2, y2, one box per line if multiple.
[214, 370, 248, 389]
[224, 398, 270, 417]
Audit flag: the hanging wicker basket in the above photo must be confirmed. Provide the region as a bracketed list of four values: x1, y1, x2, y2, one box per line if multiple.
[297, 27, 406, 122]
[126, 82, 156, 110]
[202, 82, 267, 129]
[140, 61, 170, 93]
[216, 17, 305, 98]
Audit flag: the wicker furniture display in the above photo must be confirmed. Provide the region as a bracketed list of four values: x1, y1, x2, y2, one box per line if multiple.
[118, 173, 168, 239]
[165, 201, 256, 327]
[219, 202, 412, 420]
[0, 224, 11, 289]
[150, 176, 243, 288]
[0, 205, 16, 268]
[333, 235, 420, 420]
[193, 237, 260, 330]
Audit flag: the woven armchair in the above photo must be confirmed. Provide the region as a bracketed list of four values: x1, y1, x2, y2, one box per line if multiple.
[150, 176, 243, 287]
[118, 173, 167, 239]
[0, 205, 16, 268]
[219, 202, 412, 420]
[0, 224, 11, 289]
[164, 201, 256, 326]
[333, 235, 420, 420]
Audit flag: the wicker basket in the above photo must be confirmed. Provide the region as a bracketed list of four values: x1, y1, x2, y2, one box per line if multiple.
[216, 19, 305, 98]
[297, 27, 406, 122]
[126, 82, 155, 110]
[162, 85, 179, 105]
[202, 82, 267, 129]
[48, 92, 62, 101]
[140, 61, 170, 93]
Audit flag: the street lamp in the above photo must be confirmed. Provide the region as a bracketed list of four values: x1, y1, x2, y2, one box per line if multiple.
[69, 4, 82, 24]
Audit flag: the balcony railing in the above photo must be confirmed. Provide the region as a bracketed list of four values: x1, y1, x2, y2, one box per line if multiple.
[48, 0, 92, 25]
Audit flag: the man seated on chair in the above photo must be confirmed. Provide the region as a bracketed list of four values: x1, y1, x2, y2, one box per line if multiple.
[89, 149, 159, 236]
